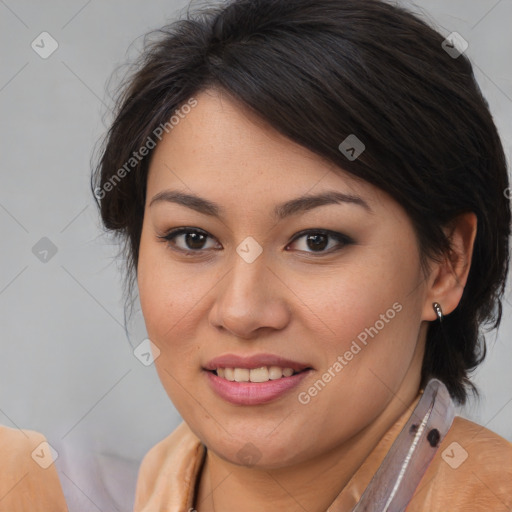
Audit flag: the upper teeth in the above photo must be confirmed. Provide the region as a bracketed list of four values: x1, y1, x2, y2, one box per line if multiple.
[216, 366, 296, 382]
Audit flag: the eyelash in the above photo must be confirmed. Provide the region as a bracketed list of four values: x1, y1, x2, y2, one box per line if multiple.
[157, 227, 354, 257]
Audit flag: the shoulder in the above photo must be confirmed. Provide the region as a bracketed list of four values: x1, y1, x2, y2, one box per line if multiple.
[442, 416, 512, 478]
[0, 424, 51, 476]
[0, 424, 43, 455]
[409, 416, 512, 511]
[0, 425, 67, 511]
[134, 422, 205, 511]
[447, 415, 512, 458]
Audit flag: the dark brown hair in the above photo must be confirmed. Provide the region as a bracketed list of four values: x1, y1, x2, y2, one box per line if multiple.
[91, 0, 511, 405]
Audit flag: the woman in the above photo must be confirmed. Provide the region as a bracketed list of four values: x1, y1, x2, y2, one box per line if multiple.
[92, 0, 512, 510]
[0, 425, 67, 511]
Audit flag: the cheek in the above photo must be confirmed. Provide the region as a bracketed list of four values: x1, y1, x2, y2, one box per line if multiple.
[137, 232, 216, 378]
[294, 258, 415, 354]
[138, 230, 193, 339]
[299, 247, 424, 396]
[137, 243, 204, 408]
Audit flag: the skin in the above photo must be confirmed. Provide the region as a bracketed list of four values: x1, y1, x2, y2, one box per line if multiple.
[137, 88, 477, 511]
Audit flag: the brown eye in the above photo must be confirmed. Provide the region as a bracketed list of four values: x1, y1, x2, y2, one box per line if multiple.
[158, 228, 219, 253]
[158, 227, 353, 257]
[179, 231, 208, 250]
[287, 230, 353, 255]
[305, 233, 329, 251]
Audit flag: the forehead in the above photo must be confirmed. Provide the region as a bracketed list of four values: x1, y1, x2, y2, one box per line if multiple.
[146, 89, 385, 211]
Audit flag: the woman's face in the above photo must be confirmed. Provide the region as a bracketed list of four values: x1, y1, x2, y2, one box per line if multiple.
[138, 88, 432, 468]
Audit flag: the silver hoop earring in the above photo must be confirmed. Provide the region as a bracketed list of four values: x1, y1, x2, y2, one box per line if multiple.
[432, 302, 443, 322]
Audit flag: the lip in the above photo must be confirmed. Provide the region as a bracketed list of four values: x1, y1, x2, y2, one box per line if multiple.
[203, 353, 313, 406]
[204, 353, 312, 372]
[205, 368, 312, 405]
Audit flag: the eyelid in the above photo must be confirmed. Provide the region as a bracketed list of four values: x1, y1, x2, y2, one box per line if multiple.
[157, 227, 220, 254]
[289, 228, 353, 245]
[158, 227, 354, 255]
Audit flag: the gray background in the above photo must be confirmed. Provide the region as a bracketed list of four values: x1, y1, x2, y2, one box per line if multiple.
[1, 0, 511, 510]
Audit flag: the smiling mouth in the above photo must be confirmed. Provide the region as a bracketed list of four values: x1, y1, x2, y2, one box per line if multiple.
[209, 366, 311, 383]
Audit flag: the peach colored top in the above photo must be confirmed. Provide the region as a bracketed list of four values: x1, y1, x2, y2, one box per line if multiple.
[0, 426, 67, 512]
[134, 395, 512, 511]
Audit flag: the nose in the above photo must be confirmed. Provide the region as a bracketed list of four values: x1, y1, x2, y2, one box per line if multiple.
[208, 253, 291, 340]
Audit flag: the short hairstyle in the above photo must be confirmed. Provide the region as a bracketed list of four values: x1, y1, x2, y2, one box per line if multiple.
[92, 0, 511, 405]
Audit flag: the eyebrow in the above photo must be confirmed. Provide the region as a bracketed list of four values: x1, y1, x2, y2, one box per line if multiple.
[149, 189, 372, 219]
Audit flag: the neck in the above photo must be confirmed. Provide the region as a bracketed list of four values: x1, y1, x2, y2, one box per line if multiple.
[194, 384, 421, 512]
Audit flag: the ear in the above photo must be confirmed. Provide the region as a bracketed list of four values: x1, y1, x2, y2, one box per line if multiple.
[421, 212, 477, 321]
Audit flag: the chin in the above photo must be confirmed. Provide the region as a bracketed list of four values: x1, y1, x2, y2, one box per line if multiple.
[197, 422, 314, 469]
